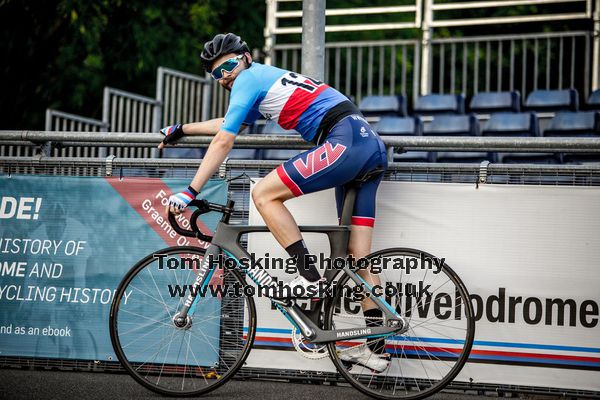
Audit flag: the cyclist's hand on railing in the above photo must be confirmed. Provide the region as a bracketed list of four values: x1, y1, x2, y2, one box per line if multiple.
[166, 186, 198, 215]
[158, 123, 184, 149]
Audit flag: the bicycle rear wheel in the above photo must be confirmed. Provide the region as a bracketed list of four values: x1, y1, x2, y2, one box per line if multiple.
[109, 246, 256, 396]
[325, 248, 475, 400]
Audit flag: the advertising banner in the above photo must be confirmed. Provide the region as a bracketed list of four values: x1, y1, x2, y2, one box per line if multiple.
[0, 174, 227, 361]
[246, 181, 600, 392]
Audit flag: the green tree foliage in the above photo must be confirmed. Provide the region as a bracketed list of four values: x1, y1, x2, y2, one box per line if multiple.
[0, 0, 265, 129]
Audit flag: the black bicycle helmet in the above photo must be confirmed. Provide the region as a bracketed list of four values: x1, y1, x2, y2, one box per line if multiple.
[201, 33, 250, 73]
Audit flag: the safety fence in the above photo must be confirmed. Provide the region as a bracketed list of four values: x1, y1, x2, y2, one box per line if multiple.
[0, 155, 599, 398]
[429, 31, 592, 98]
[36, 1, 600, 155]
[156, 67, 212, 125]
[267, 0, 599, 105]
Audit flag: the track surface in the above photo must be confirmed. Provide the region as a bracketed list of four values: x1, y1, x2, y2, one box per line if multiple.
[0, 368, 495, 400]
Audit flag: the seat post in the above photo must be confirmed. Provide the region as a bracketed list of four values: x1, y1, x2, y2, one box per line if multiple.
[340, 185, 358, 226]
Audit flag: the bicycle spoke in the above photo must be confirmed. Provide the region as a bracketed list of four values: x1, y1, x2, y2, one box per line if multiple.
[110, 247, 255, 396]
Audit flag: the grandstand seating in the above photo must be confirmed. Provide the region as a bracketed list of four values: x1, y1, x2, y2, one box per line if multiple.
[161, 148, 205, 159]
[423, 114, 479, 136]
[374, 116, 422, 136]
[543, 111, 600, 137]
[393, 151, 433, 163]
[161, 90, 597, 165]
[422, 114, 486, 162]
[414, 94, 465, 115]
[262, 122, 299, 135]
[587, 89, 600, 110]
[469, 91, 521, 113]
[262, 149, 303, 160]
[524, 89, 579, 112]
[227, 149, 259, 160]
[435, 152, 491, 163]
[481, 112, 552, 163]
[359, 95, 407, 117]
[482, 112, 539, 136]
[261, 122, 302, 160]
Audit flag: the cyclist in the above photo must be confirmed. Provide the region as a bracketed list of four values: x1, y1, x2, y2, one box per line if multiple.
[159, 33, 389, 372]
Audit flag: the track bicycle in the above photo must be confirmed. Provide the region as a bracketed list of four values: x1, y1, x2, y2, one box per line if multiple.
[109, 169, 475, 399]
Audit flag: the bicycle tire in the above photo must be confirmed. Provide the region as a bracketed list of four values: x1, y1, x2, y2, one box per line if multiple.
[109, 246, 257, 397]
[325, 248, 475, 400]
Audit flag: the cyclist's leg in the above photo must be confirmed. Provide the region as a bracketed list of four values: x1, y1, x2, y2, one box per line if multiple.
[251, 170, 301, 248]
[253, 139, 358, 282]
[334, 143, 387, 308]
[335, 164, 387, 354]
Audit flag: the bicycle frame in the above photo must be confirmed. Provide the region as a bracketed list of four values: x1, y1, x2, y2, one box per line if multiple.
[172, 184, 408, 344]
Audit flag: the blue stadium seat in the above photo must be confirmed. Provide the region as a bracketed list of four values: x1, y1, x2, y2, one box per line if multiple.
[262, 122, 299, 135]
[414, 94, 465, 115]
[543, 112, 600, 137]
[359, 95, 407, 117]
[469, 91, 521, 113]
[482, 112, 539, 136]
[393, 151, 433, 163]
[562, 153, 600, 164]
[587, 89, 600, 110]
[161, 148, 205, 159]
[494, 153, 560, 164]
[374, 117, 422, 136]
[434, 152, 491, 163]
[423, 114, 479, 136]
[262, 149, 302, 160]
[227, 149, 258, 160]
[260, 122, 301, 159]
[524, 89, 578, 112]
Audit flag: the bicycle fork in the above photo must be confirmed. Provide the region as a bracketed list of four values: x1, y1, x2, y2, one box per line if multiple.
[172, 244, 221, 329]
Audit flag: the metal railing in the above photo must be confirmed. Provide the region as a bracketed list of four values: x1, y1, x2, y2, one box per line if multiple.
[429, 31, 592, 98]
[2, 130, 600, 155]
[0, 155, 598, 398]
[101, 87, 162, 159]
[274, 39, 421, 104]
[427, 0, 592, 28]
[265, 0, 599, 103]
[45, 109, 108, 132]
[263, 0, 422, 64]
[156, 67, 212, 125]
[43, 110, 109, 158]
[420, 0, 597, 95]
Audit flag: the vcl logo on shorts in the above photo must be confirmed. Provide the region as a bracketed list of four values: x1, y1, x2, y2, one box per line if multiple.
[293, 142, 347, 178]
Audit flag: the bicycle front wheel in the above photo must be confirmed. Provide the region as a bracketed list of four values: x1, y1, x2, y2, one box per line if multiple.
[109, 246, 256, 396]
[325, 248, 475, 400]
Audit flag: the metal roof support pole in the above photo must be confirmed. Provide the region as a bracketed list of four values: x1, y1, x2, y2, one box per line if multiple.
[593, 0, 600, 90]
[421, 0, 433, 95]
[302, 0, 326, 81]
[264, 0, 277, 66]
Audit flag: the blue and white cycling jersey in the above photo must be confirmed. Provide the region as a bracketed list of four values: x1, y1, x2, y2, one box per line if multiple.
[223, 62, 388, 227]
[222, 62, 349, 143]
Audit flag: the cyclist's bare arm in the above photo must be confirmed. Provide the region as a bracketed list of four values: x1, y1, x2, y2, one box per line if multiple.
[165, 129, 236, 214]
[190, 130, 236, 190]
[182, 118, 225, 135]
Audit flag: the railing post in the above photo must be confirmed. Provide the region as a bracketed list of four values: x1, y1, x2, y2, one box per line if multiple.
[420, 0, 433, 96]
[264, 0, 277, 66]
[202, 74, 212, 122]
[45, 109, 52, 131]
[155, 67, 165, 130]
[102, 87, 111, 132]
[301, 0, 326, 81]
[100, 87, 111, 158]
[593, 0, 600, 90]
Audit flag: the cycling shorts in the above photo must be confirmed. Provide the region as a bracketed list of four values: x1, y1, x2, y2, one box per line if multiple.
[276, 115, 388, 227]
